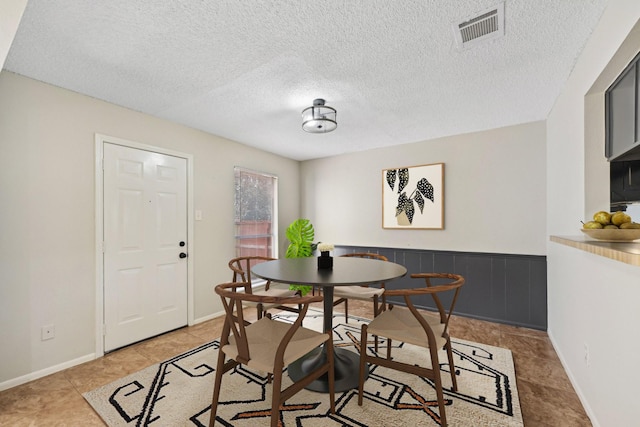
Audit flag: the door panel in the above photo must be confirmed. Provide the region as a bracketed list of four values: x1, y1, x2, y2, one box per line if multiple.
[116, 267, 144, 323]
[104, 143, 188, 351]
[157, 263, 180, 312]
[120, 189, 144, 248]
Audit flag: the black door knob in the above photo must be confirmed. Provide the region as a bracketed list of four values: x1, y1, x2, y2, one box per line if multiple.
[179, 241, 186, 247]
[179, 252, 188, 259]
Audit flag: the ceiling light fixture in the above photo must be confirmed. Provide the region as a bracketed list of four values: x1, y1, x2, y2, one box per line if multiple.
[301, 98, 337, 133]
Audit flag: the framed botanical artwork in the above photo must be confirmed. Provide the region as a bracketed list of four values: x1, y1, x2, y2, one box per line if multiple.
[382, 162, 444, 229]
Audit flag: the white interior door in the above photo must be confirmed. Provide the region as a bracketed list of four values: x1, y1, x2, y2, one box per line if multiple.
[103, 143, 188, 351]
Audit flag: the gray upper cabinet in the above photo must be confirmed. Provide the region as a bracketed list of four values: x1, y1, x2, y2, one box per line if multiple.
[606, 52, 640, 161]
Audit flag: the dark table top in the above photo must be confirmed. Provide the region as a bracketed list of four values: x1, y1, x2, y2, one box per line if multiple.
[251, 257, 407, 286]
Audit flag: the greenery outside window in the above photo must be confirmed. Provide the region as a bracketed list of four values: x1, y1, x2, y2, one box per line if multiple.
[234, 167, 278, 258]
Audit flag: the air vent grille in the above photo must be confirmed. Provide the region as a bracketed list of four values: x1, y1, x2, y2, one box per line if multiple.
[459, 10, 499, 43]
[453, 2, 505, 49]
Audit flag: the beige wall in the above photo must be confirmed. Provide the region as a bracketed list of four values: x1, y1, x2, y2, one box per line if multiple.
[547, 2, 640, 426]
[0, 71, 300, 386]
[0, 0, 27, 70]
[301, 121, 547, 256]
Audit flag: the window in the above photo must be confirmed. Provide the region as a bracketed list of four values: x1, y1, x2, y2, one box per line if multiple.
[234, 167, 278, 258]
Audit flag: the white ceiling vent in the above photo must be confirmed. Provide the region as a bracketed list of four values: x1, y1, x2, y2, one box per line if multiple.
[453, 2, 505, 50]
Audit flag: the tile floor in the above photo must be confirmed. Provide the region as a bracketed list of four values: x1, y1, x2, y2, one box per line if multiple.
[0, 301, 591, 426]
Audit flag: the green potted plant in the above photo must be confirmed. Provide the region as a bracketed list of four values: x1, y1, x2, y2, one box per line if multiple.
[285, 218, 316, 295]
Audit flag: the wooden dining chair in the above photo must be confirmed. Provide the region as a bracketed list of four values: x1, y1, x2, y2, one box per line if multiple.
[357, 273, 465, 427]
[332, 253, 388, 322]
[210, 282, 335, 427]
[228, 256, 300, 319]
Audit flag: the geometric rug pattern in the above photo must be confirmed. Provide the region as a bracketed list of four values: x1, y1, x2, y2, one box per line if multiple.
[84, 311, 523, 426]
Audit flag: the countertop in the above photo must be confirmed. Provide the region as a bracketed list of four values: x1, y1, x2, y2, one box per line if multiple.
[550, 235, 640, 266]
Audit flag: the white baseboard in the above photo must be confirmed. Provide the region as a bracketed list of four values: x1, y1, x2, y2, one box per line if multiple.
[547, 329, 599, 427]
[193, 309, 225, 325]
[191, 281, 271, 325]
[0, 353, 96, 392]
[2, 311, 228, 392]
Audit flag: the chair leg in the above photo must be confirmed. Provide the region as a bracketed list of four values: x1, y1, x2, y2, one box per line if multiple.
[430, 350, 448, 427]
[344, 299, 349, 323]
[256, 303, 263, 320]
[444, 338, 458, 391]
[209, 351, 227, 427]
[358, 324, 368, 406]
[373, 296, 379, 352]
[270, 369, 283, 427]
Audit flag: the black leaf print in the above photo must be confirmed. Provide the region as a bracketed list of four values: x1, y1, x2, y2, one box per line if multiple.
[403, 198, 415, 224]
[386, 170, 397, 190]
[417, 178, 434, 202]
[414, 192, 425, 214]
[388, 165, 440, 226]
[398, 168, 409, 193]
[396, 192, 408, 216]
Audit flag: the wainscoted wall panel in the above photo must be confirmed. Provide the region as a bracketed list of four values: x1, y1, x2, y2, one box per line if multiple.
[505, 258, 530, 325]
[337, 246, 547, 330]
[529, 258, 547, 328]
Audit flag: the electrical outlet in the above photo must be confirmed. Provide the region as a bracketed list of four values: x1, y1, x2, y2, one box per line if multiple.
[583, 343, 590, 367]
[41, 324, 55, 341]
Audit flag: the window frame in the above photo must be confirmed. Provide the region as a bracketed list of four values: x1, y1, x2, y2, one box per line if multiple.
[233, 166, 278, 260]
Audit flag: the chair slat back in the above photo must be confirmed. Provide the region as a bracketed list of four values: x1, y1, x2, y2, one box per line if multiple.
[341, 252, 388, 261]
[340, 252, 388, 288]
[214, 281, 323, 365]
[216, 282, 252, 362]
[386, 273, 465, 340]
[415, 273, 464, 338]
[228, 256, 276, 290]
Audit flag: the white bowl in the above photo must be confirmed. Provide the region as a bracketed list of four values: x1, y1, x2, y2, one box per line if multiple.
[581, 228, 640, 241]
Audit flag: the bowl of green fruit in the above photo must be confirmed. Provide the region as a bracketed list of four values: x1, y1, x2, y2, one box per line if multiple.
[581, 211, 640, 241]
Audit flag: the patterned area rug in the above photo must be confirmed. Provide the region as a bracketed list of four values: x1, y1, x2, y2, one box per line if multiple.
[84, 311, 523, 426]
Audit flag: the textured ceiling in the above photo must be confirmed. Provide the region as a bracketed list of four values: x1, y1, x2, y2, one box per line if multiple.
[4, 0, 609, 161]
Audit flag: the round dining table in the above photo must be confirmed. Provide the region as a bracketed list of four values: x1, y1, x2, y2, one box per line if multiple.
[252, 256, 407, 392]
